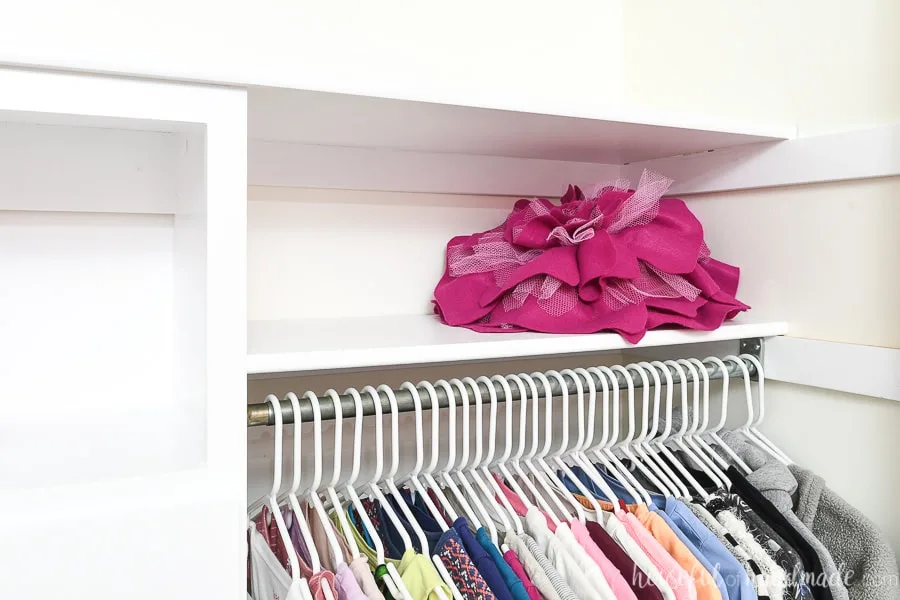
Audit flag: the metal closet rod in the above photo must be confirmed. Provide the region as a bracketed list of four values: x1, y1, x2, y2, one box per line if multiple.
[247, 342, 761, 427]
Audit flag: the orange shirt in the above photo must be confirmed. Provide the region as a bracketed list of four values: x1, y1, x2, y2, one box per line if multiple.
[631, 505, 721, 600]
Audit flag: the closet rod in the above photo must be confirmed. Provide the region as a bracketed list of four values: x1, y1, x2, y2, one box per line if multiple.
[247, 339, 761, 427]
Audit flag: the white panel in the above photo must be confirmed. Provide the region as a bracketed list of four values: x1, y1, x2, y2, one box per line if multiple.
[0, 211, 190, 486]
[765, 337, 900, 402]
[248, 87, 793, 163]
[624, 125, 900, 195]
[247, 187, 515, 321]
[0, 121, 177, 213]
[0, 471, 236, 599]
[249, 140, 621, 196]
[247, 315, 787, 375]
[0, 1, 624, 118]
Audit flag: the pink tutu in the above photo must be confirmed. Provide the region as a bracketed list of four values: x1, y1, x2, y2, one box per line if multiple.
[432, 171, 748, 343]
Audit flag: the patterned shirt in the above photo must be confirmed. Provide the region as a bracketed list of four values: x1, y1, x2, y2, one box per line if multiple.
[435, 528, 496, 600]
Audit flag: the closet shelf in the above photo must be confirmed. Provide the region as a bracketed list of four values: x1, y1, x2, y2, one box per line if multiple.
[247, 315, 788, 376]
[248, 87, 795, 164]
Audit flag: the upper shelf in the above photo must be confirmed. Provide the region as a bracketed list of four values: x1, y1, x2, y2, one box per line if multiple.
[248, 87, 795, 164]
[247, 314, 788, 376]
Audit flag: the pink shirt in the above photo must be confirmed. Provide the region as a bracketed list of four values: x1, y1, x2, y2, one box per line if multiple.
[569, 519, 638, 600]
[503, 549, 542, 600]
[620, 511, 696, 600]
[492, 474, 557, 531]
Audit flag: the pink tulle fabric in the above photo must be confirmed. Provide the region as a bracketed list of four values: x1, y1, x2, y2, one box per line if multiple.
[432, 171, 748, 343]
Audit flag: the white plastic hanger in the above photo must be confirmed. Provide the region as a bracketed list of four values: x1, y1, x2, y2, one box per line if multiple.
[321, 389, 361, 559]
[415, 380, 461, 524]
[396, 383, 465, 600]
[280, 393, 326, 576]
[583, 365, 645, 505]
[539, 369, 612, 520]
[621, 363, 682, 498]
[739, 353, 793, 464]
[672, 361, 731, 487]
[458, 377, 515, 538]
[562, 367, 623, 507]
[664, 359, 727, 491]
[374, 385, 432, 554]
[646, 361, 711, 500]
[526, 371, 588, 522]
[698, 357, 752, 474]
[489, 374, 543, 516]
[338, 387, 406, 600]
[679, 359, 732, 474]
[634, 362, 691, 499]
[299, 392, 349, 569]
[611, 364, 675, 498]
[723, 355, 789, 465]
[477, 375, 525, 535]
[360, 386, 415, 600]
[590, 366, 654, 505]
[446, 378, 502, 541]
[376, 385, 456, 600]
[516, 372, 579, 521]
[259, 394, 312, 600]
[432, 379, 489, 530]
[505, 374, 563, 524]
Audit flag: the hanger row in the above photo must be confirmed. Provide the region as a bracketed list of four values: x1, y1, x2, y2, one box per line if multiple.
[248, 348, 794, 600]
[247, 343, 765, 428]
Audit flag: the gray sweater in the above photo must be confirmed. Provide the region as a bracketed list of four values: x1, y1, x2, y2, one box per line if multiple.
[723, 431, 898, 600]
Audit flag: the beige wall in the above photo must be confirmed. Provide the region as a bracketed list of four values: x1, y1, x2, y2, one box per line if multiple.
[624, 0, 900, 135]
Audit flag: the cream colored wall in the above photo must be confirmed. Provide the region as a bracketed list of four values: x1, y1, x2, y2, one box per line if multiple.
[684, 181, 900, 560]
[624, 0, 900, 135]
[623, 0, 900, 560]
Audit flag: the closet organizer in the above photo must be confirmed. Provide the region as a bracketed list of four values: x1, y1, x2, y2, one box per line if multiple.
[1, 64, 895, 600]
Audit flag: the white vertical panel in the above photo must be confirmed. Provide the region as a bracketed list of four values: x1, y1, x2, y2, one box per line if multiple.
[764, 337, 900, 402]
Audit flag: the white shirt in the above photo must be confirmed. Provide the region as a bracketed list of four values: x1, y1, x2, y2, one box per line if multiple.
[524, 507, 615, 600]
[249, 526, 311, 600]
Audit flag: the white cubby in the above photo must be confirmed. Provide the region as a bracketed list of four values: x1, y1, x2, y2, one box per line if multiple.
[0, 68, 246, 599]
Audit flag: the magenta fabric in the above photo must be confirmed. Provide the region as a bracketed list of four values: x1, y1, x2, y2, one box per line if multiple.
[433, 171, 747, 342]
[503, 549, 542, 600]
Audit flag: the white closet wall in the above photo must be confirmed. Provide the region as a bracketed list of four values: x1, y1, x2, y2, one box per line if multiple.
[621, 1, 900, 560]
[624, 0, 900, 134]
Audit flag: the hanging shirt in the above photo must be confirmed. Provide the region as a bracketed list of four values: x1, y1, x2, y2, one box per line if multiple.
[435, 527, 496, 600]
[399, 550, 454, 600]
[256, 507, 340, 600]
[632, 504, 722, 600]
[250, 525, 309, 600]
[349, 555, 386, 600]
[664, 498, 758, 600]
[453, 517, 515, 600]
[336, 563, 372, 600]
[557, 470, 678, 600]
[507, 531, 578, 600]
[585, 519, 665, 600]
[685, 503, 772, 600]
[475, 527, 531, 600]
[726, 467, 832, 600]
[501, 548, 542, 600]
[332, 509, 402, 571]
[569, 518, 638, 600]
[492, 474, 556, 531]
[621, 510, 697, 600]
[524, 506, 613, 600]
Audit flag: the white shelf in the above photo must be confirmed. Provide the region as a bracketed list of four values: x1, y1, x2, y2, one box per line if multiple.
[248, 87, 794, 165]
[247, 314, 788, 376]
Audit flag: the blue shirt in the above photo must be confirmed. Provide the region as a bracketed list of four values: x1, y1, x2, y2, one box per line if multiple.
[564, 466, 748, 600]
[665, 498, 758, 600]
[453, 517, 515, 600]
[475, 527, 530, 600]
